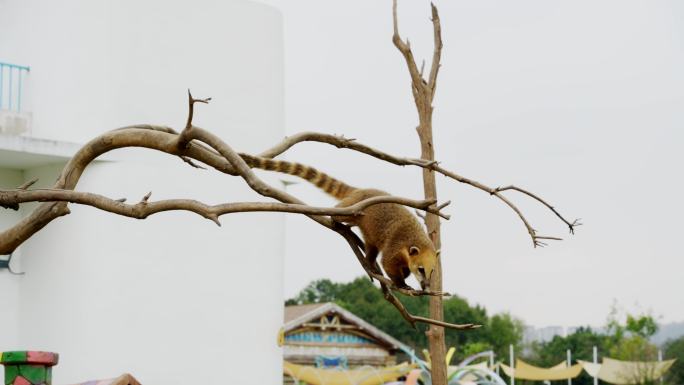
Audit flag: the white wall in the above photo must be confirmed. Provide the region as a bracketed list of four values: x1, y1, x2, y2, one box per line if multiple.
[0, 0, 283, 150]
[0, 168, 23, 350]
[0, 1, 285, 384]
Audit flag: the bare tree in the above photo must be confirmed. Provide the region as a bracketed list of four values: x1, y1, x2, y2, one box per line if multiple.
[0, 2, 578, 366]
[390, 1, 578, 384]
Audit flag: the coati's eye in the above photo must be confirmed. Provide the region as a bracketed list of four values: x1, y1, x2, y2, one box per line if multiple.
[418, 266, 426, 276]
[409, 246, 420, 256]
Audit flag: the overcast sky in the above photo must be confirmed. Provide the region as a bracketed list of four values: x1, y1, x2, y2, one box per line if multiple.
[258, 0, 684, 328]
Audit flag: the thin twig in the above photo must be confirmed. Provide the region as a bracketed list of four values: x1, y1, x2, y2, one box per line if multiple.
[180, 156, 207, 170]
[427, 3, 443, 96]
[392, 0, 425, 92]
[185, 89, 211, 130]
[495, 185, 581, 234]
[18, 178, 39, 190]
[178, 90, 211, 150]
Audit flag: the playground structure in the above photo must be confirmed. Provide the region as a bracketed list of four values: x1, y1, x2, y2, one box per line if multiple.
[283, 344, 676, 385]
[283, 348, 509, 385]
[401, 348, 507, 385]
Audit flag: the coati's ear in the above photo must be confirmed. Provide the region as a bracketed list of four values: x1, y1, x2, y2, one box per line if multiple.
[409, 246, 420, 256]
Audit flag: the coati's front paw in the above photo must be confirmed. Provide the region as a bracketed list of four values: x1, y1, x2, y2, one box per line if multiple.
[396, 283, 415, 291]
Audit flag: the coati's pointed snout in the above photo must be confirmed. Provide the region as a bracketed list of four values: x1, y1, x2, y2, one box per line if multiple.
[408, 245, 437, 291]
[417, 266, 431, 290]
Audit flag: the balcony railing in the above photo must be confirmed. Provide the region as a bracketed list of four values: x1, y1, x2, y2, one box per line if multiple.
[0, 62, 31, 135]
[0, 61, 30, 112]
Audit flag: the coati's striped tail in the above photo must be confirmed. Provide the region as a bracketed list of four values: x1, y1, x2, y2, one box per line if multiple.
[241, 154, 355, 200]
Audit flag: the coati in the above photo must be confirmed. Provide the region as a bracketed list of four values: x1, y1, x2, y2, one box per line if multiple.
[241, 154, 438, 291]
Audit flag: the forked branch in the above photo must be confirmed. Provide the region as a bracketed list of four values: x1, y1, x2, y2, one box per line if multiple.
[254, 131, 579, 247]
[0, 187, 448, 225]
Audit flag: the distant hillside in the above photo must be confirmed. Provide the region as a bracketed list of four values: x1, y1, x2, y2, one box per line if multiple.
[523, 321, 684, 346]
[653, 321, 684, 346]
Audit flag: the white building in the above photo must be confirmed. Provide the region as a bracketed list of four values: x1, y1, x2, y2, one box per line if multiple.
[0, 1, 285, 384]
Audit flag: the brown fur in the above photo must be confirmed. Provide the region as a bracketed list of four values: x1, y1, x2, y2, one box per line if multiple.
[241, 154, 437, 290]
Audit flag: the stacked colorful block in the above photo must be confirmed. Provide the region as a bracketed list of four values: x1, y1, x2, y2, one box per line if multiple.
[0, 351, 59, 385]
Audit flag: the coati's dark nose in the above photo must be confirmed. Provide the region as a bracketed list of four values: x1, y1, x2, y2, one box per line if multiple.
[418, 266, 426, 276]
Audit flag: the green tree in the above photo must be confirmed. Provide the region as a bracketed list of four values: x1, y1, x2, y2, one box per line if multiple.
[532, 327, 609, 365]
[527, 310, 661, 385]
[486, 313, 525, 361]
[625, 314, 658, 339]
[606, 312, 658, 361]
[604, 310, 660, 385]
[664, 336, 684, 385]
[286, 277, 523, 361]
[529, 327, 611, 385]
[286, 279, 341, 305]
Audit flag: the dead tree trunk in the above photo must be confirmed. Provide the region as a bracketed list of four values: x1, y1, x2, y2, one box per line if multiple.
[419, 117, 448, 385]
[392, 1, 448, 383]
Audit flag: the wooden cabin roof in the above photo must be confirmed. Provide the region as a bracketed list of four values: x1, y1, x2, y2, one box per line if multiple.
[283, 302, 408, 351]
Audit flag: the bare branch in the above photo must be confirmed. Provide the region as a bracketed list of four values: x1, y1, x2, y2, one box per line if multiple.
[0, 188, 447, 225]
[0, 127, 236, 255]
[18, 178, 39, 190]
[379, 284, 478, 331]
[2, 178, 40, 210]
[495, 185, 582, 234]
[190, 117, 566, 250]
[180, 155, 207, 169]
[392, 0, 427, 93]
[115, 124, 179, 135]
[252, 131, 576, 247]
[185, 89, 211, 130]
[140, 191, 152, 203]
[427, 2, 443, 94]
[178, 90, 212, 150]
